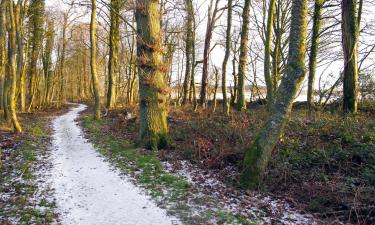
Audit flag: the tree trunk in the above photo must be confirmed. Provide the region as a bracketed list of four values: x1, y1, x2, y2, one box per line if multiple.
[8, 0, 22, 132]
[264, 0, 277, 109]
[0, 0, 6, 113]
[136, 0, 169, 149]
[182, 0, 193, 105]
[106, 0, 120, 109]
[221, 0, 232, 115]
[342, 0, 359, 113]
[307, 0, 324, 110]
[28, 0, 44, 110]
[90, 0, 101, 119]
[43, 18, 54, 104]
[237, 0, 251, 112]
[241, 0, 308, 189]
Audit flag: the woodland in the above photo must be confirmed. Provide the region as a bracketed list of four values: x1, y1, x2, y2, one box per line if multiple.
[0, 0, 374, 224]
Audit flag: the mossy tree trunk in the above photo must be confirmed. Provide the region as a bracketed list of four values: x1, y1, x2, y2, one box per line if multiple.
[7, 0, 22, 132]
[221, 0, 232, 115]
[241, 0, 308, 189]
[90, 0, 101, 120]
[237, 0, 251, 112]
[264, 0, 277, 109]
[106, 0, 120, 109]
[136, 0, 169, 150]
[307, 0, 325, 110]
[342, 0, 359, 113]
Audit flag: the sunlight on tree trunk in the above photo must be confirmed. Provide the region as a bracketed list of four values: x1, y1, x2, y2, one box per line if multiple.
[8, 0, 22, 132]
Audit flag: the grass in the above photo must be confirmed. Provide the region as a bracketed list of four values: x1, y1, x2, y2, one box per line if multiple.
[81, 115, 256, 224]
[0, 117, 56, 225]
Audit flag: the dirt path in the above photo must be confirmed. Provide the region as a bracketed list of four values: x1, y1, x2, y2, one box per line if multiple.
[49, 104, 179, 225]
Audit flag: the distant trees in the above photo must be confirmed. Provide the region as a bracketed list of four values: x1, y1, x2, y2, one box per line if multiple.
[136, 0, 169, 149]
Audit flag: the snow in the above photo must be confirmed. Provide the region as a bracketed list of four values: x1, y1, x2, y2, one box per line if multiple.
[49, 104, 180, 225]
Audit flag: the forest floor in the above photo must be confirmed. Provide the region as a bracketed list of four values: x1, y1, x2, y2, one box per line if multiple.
[1, 101, 373, 225]
[80, 101, 375, 225]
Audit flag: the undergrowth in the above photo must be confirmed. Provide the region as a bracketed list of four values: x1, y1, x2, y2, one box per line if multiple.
[81, 115, 256, 225]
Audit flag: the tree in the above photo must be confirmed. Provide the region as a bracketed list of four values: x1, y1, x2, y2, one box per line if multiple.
[200, 0, 221, 108]
[342, 0, 359, 113]
[43, 17, 55, 104]
[182, 0, 193, 105]
[7, 0, 22, 132]
[0, 0, 6, 115]
[221, 0, 232, 115]
[28, 0, 44, 110]
[136, 0, 169, 149]
[237, 0, 251, 112]
[307, 0, 325, 110]
[106, 0, 121, 109]
[90, 0, 101, 119]
[241, 0, 309, 189]
[264, 0, 277, 109]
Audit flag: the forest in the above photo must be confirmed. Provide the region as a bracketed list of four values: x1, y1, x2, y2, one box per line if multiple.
[0, 0, 374, 224]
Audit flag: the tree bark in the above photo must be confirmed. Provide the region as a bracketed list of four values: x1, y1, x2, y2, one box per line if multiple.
[182, 0, 193, 105]
[221, 0, 232, 115]
[241, 0, 308, 189]
[342, 0, 359, 113]
[264, 0, 277, 109]
[8, 0, 22, 132]
[136, 0, 169, 149]
[237, 0, 251, 112]
[106, 0, 120, 109]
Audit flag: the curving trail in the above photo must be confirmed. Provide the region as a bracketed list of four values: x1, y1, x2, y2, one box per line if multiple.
[49, 104, 178, 225]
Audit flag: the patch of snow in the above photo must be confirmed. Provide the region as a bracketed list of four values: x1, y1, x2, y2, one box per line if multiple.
[48, 104, 180, 225]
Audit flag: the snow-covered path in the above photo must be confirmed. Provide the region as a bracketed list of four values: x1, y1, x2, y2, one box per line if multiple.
[49, 104, 178, 225]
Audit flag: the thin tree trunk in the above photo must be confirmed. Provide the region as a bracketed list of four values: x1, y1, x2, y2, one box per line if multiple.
[90, 0, 101, 119]
[182, 0, 193, 105]
[106, 0, 120, 109]
[221, 0, 232, 115]
[237, 0, 251, 111]
[307, 0, 324, 110]
[264, 0, 277, 109]
[241, 0, 308, 189]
